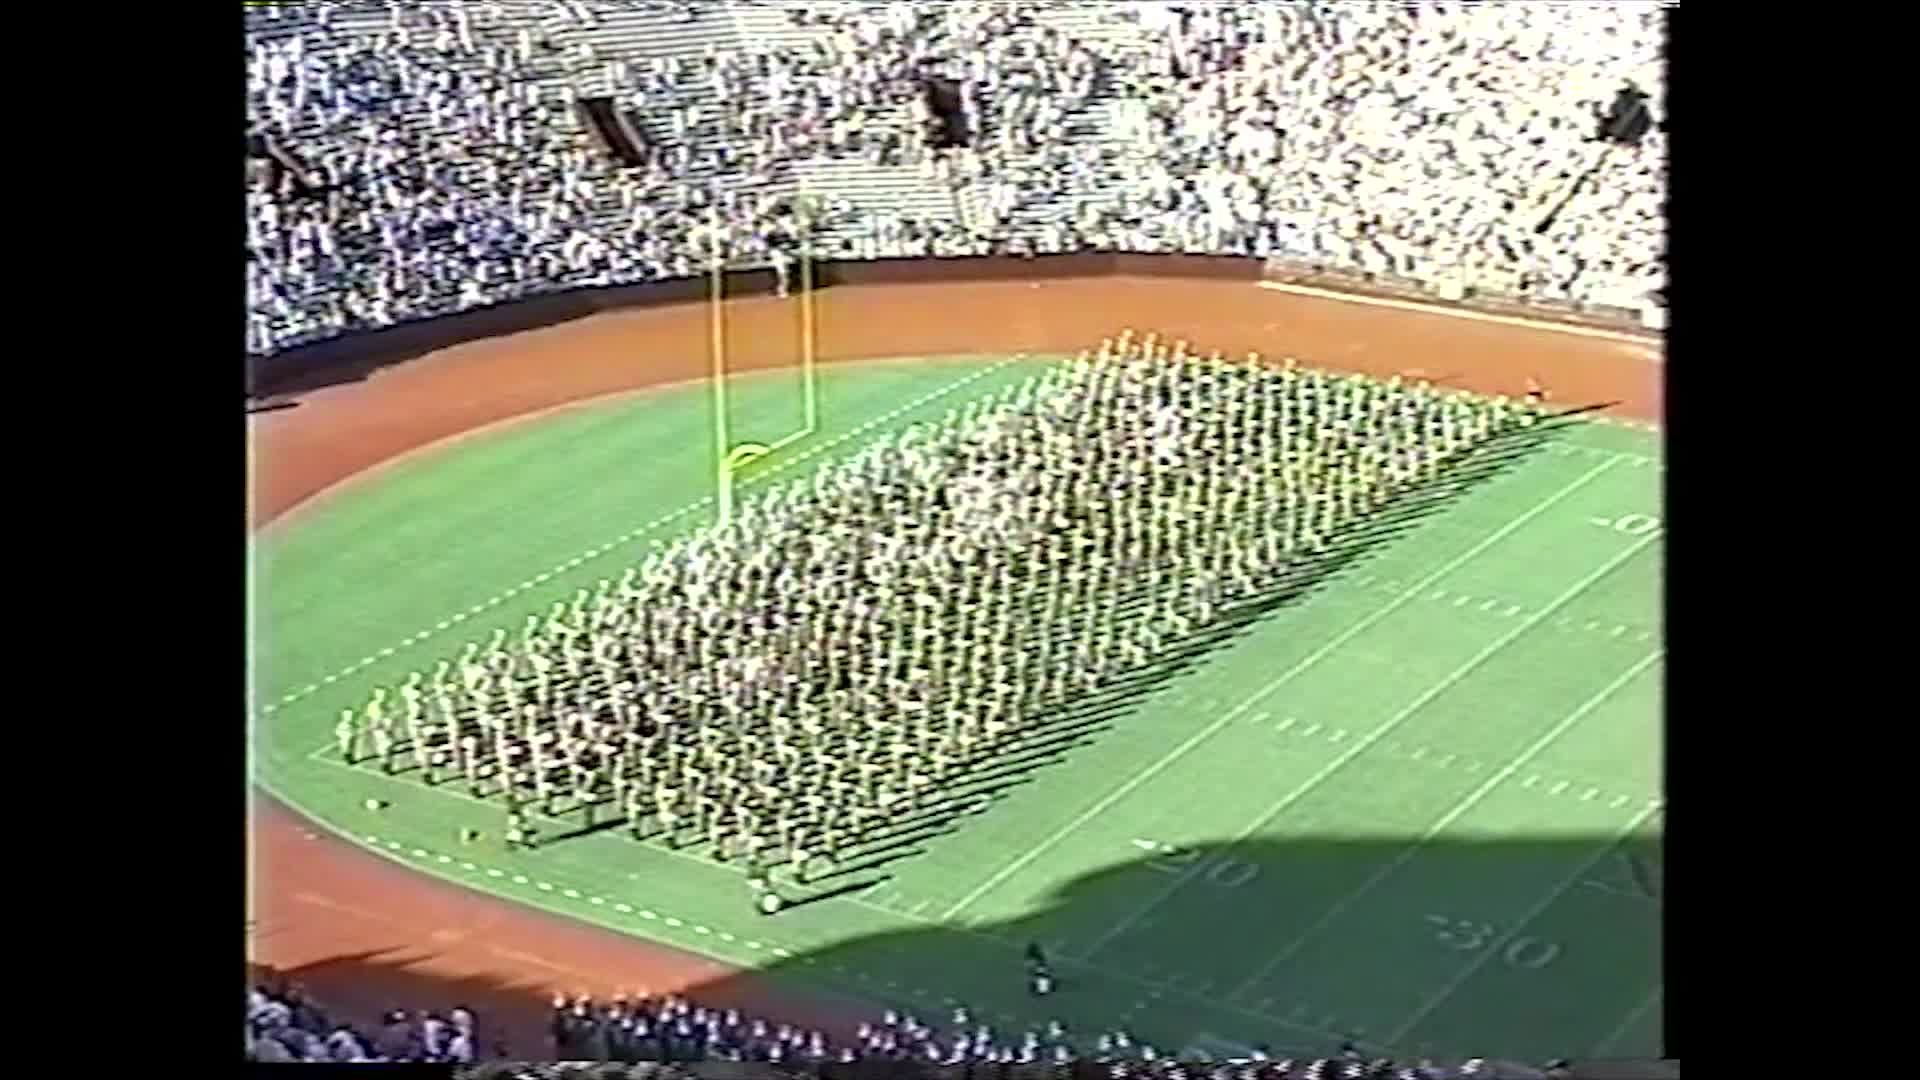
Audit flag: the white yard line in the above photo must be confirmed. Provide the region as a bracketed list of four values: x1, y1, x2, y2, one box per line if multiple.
[1226, 648, 1664, 1000]
[1081, 537, 1660, 962]
[1255, 280, 1664, 351]
[260, 356, 1024, 720]
[1385, 801, 1662, 1045]
[835, 894, 1378, 1053]
[938, 453, 1624, 924]
[1581, 879, 1659, 905]
[1591, 987, 1663, 1057]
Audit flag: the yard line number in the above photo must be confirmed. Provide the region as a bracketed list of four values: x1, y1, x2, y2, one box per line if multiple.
[1599, 513, 1661, 537]
[1143, 843, 1262, 889]
[1425, 915, 1562, 969]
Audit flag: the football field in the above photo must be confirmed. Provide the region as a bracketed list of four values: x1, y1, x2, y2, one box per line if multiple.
[252, 353, 1662, 1062]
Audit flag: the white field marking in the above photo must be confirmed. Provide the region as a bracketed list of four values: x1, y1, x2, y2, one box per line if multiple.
[665, 916, 682, 927]
[343, 835, 795, 976]
[1081, 539, 1656, 962]
[838, 894, 1376, 1053]
[536, 882, 554, 892]
[1269, 726, 1649, 808]
[1386, 802, 1661, 1044]
[1582, 879, 1659, 905]
[1254, 279, 1665, 350]
[266, 356, 1020, 716]
[1592, 987, 1663, 1058]
[940, 455, 1622, 925]
[1228, 649, 1663, 1000]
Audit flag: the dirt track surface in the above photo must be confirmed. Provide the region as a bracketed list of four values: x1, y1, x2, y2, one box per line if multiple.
[246, 275, 1662, 1051]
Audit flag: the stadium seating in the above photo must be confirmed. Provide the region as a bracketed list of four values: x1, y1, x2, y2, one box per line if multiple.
[246, 0, 1665, 359]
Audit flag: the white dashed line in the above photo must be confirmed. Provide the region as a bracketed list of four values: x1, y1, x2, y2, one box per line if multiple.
[511, 875, 528, 884]
[562, 888, 579, 898]
[614, 903, 632, 913]
[639, 910, 657, 920]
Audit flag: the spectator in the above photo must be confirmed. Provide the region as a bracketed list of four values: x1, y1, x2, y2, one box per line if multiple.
[245, 1, 1663, 352]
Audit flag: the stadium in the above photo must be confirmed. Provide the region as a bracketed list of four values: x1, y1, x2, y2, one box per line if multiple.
[245, 3, 1668, 1077]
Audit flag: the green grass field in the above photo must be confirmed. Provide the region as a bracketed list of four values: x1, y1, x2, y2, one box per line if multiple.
[250, 353, 1663, 1063]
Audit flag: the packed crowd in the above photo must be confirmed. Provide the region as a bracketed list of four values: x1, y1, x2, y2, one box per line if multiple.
[249, 980, 1545, 1076]
[244, 1, 1665, 357]
[246, 980, 491, 1063]
[336, 334, 1543, 910]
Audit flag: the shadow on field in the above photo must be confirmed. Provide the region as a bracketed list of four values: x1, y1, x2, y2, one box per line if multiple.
[256, 831, 1665, 1075]
[267, 411, 1668, 1073]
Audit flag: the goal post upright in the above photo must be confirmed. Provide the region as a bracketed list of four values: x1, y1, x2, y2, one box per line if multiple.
[709, 195, 824, 531]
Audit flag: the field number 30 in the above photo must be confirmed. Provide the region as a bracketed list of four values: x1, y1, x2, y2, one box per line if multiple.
[1601, 514, 1661, 537]
[1425, 915, 1561, 969]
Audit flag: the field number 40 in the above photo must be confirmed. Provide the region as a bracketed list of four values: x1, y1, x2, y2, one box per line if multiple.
[1598, 514, 1661, 537]
[1425, 915, 1561, 969]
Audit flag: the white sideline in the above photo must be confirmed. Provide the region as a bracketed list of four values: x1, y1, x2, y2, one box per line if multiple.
[1255, 280, 1665, 352]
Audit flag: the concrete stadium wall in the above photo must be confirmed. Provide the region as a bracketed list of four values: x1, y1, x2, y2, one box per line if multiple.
[248, 252, 1646, 399]
[246, 254, 1259, 398]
